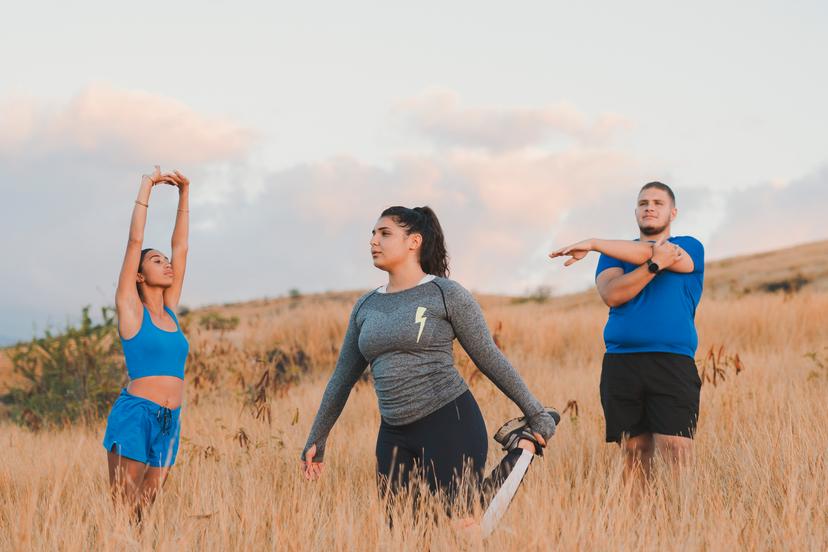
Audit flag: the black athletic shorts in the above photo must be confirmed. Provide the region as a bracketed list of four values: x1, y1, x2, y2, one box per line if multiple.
[600, 352, 701, 443]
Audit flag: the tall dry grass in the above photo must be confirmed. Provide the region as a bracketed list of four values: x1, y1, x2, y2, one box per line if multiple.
[1, 290, 827, 551]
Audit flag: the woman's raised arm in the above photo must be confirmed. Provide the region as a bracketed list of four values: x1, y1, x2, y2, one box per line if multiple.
[116, 167, 169, 334]
[162, 170, 190, 311]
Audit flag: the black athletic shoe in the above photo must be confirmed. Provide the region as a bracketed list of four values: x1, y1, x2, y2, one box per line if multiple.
[493, 407, 560, 456]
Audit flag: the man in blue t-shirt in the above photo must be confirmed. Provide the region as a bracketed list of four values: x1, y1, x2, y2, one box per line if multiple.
[549, 181, 704, 478]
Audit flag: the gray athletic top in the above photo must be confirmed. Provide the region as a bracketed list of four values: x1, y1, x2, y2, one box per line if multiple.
[302, 276, 556, 460]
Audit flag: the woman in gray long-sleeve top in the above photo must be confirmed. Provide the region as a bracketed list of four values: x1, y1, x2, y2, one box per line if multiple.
[301, 205, 556, 506]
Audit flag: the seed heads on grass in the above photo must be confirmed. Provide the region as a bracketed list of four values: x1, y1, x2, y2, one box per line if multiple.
[235, 428, 250, 451]
[698, 345, 745, 387]
[561, 400, 579, 423]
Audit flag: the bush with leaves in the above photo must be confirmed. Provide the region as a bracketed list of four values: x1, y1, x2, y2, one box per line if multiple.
[199, 311, 240, 331]
[1, 307, 126, 430]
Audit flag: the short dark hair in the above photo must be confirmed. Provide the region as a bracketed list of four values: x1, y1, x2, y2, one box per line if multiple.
[380, 206, 449, 278]
[640, 181, 675, 204]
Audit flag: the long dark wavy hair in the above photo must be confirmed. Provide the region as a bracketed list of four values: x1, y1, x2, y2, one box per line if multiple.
[380, 206, 450, 278]
[136, 248, 153, 300]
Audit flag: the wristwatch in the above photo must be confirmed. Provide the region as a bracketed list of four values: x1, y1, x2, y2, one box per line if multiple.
[646, 258, 660, 274]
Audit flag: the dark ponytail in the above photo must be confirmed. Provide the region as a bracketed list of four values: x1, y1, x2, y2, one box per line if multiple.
[136, 248, 153, 300]
[380, 206, 450, 278]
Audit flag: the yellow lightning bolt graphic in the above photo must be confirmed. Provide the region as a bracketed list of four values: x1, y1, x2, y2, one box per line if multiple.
[415, 307, 427, 343]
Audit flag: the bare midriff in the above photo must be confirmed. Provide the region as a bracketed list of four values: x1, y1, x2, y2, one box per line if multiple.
[127, 376, 185, 409]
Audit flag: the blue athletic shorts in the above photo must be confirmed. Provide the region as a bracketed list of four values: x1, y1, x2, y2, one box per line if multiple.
[102, 388, 182, 467]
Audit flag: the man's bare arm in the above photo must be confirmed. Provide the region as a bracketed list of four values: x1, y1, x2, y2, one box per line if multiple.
[596, 266, 655, 307]
[550, 238, 694, 273]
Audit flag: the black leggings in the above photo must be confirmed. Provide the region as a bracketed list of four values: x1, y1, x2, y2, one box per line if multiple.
[375, 390, 488, 502]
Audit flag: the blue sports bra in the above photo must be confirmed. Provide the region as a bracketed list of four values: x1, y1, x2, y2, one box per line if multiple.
[120, 305, 189, 380]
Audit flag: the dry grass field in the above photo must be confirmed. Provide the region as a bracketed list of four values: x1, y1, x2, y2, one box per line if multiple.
[1, 241, 827, 551]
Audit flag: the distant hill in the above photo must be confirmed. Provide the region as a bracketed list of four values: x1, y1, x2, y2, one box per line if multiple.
[2, 240, 826, 392]
[189, 240, 828, 314]
[478, 239, 828, 310]
[3, 240, 826, 352]
[702, 239, 828, 298]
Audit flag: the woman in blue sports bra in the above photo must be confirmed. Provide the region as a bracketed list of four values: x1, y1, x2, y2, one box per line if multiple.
[103, 166, 190, 518]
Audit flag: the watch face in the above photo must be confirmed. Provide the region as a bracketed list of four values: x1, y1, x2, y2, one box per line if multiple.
[648, 262, 660, 274]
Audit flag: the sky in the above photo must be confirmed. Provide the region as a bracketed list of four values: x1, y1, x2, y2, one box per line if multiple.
[1, 1, 827, 341]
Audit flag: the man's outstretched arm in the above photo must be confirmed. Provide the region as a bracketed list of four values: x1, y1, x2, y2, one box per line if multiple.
[550, 238, 695, 273]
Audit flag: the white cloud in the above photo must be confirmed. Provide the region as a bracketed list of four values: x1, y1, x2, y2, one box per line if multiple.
[393, 88, 632, 152]
[0, 84, 259, 338]
[707, 167, 828, 258]
[0, 83, 256, 165]
[0, 87, 672, 339]
[3, 85, 820, 341]
[193, 146, 653, 300]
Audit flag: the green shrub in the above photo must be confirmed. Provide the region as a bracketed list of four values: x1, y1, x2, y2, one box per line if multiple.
[1, 306, 126, 430]
[510, 285, 554, 305]
[199, 312, 240, 331]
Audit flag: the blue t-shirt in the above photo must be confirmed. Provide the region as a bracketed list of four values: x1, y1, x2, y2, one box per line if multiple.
[595, 236, 704, 358]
